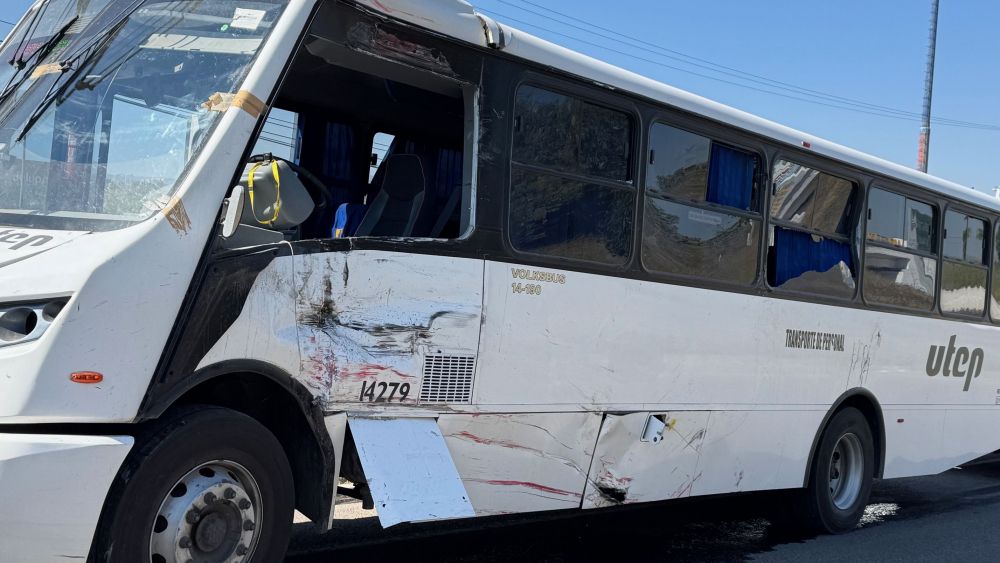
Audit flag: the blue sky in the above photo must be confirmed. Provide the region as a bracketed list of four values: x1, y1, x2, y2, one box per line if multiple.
[4, 0, 999, 193]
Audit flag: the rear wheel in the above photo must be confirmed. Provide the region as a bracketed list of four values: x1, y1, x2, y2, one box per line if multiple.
[91, 406, 294, 563]
[777, 407, 875, 534]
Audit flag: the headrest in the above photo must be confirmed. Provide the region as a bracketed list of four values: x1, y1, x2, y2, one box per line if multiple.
[381, 154, 426, 200]
[239, 159, 315, 230]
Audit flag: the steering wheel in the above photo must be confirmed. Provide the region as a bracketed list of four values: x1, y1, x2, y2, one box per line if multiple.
[248, 154, 333, 210]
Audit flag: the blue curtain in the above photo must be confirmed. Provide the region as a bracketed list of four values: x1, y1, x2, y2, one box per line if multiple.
[321, 122, 354, 183]
[707, 144, 754, 210]
[774, 228, 853, 286]
[434, 148, 463, 202]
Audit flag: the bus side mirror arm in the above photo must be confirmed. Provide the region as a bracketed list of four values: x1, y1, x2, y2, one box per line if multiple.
[221, 184, 245, 238]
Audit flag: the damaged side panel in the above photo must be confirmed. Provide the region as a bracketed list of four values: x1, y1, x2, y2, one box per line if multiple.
[439, 413, 602, 516]
[295, 250, 483, 408]
[692, 410, 822, 496]
[349, 416, 475, 527]
[583, 412, 709, 508]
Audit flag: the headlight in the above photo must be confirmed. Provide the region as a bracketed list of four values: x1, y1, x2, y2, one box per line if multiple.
[0, 297, 70, 348]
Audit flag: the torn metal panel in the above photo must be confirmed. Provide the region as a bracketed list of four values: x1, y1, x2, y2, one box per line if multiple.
[439, 413, 601, 516]
[582, 412, 709, 508]
[347, 21, 456, 77]
[294, 251, 482, 408]
[348, 416, 475, 527]
[323, 412, 348, 528]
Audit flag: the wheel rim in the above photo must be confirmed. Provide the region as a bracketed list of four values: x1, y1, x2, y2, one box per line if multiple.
[149, 460, 262, 563]
[828, 432, 864, 510]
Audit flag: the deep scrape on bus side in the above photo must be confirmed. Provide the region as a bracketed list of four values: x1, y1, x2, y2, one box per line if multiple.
[1, 0, 1000, 561]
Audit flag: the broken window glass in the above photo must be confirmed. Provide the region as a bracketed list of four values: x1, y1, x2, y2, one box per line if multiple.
[768, 161, 857, 297]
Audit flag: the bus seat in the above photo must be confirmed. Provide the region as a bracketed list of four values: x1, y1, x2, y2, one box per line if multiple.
[332, 203, 368, 237]
[354, 154, 426, 237]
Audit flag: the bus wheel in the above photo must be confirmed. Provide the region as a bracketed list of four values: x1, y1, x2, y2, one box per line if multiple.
[784, 407, 874, 535]
[91, 406, 294, 563]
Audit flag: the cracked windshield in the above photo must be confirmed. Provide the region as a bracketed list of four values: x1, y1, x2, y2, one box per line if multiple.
[0, 0, 286, 231]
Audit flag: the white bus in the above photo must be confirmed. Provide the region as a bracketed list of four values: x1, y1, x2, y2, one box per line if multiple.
[1, 0, 998, 561]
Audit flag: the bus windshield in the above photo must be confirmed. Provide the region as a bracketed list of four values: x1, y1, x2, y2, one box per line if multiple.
[0, 0, 286, 231]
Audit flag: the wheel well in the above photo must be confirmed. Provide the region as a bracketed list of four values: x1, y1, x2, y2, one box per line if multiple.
[173, 372, 331, 524]
[804, 389, 886, 484]
[838, 394, 885, 478]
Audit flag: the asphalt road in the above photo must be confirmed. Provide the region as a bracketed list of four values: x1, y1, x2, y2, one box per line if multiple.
[286, 453, 1000, 562]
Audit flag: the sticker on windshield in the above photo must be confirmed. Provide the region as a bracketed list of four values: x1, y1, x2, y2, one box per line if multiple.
[231, 8, 266, 31]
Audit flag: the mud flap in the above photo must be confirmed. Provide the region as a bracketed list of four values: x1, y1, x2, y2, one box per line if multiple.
[348, 417, 475, 527]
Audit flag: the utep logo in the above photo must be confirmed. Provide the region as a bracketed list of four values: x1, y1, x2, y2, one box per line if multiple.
[925, 335, 984, 392]
[0, 229, 53, 251]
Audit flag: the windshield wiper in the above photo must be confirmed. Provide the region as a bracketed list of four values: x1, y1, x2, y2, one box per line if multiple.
[0, 15, 80, 105]
[12, 1, 145, 142]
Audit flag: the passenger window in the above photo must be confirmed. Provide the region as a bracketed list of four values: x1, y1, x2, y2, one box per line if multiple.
[767, 160, 857, 298]
[863, 187, 938, 310]
[992, 224, 1000, 323]
[642, 123, 761, 283]
[510, 85, 635, 264]
[940, 210, 987, 316]
[513, 85, 632, 182]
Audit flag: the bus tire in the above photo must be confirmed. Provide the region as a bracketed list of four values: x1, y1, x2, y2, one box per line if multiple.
[90, 405, 294, 563]
[779, 407, 874, 535]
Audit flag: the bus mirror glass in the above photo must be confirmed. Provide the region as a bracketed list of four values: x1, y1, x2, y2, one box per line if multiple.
[221, 185, 245, 238]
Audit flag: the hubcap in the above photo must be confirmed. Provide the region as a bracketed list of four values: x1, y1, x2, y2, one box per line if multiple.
[828, 433, 864, 510]
[149, 461, 262, 563]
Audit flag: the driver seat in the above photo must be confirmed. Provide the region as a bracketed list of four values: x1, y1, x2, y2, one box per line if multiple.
[354, 154, 426, 237]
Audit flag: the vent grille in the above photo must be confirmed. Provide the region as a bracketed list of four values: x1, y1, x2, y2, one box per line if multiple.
[419, 354, 476, 404]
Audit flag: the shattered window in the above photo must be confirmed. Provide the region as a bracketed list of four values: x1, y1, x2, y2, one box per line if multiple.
[767, 160, 858, 298]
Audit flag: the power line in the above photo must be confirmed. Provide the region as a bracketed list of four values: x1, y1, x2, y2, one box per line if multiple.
[498, 0, 994, 128]
[483, 2, 1000, 131]
[0, 18, 16, 27]
[497, 0, 936, 122]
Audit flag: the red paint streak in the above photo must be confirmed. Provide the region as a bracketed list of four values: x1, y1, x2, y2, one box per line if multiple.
[454, 431, 532, 451]
[337, 363, 415, 381]
[472, 479, 580, 497]
[372, 0, 394, 13]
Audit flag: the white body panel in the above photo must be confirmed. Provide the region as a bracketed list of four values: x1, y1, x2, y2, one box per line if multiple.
[0, 434, 133, 562]
[440, 413, 602, 515]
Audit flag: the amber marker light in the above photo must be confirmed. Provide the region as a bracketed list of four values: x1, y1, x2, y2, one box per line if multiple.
[70, 372, 104, 384]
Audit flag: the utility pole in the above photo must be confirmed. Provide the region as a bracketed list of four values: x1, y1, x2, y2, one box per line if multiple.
[917, 0, 940, 173]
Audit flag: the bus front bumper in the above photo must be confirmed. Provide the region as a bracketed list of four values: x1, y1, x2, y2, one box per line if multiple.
[0, 433, 133, 562]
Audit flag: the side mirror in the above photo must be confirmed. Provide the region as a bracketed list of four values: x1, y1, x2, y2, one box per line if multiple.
[221, 184, 245, 238]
